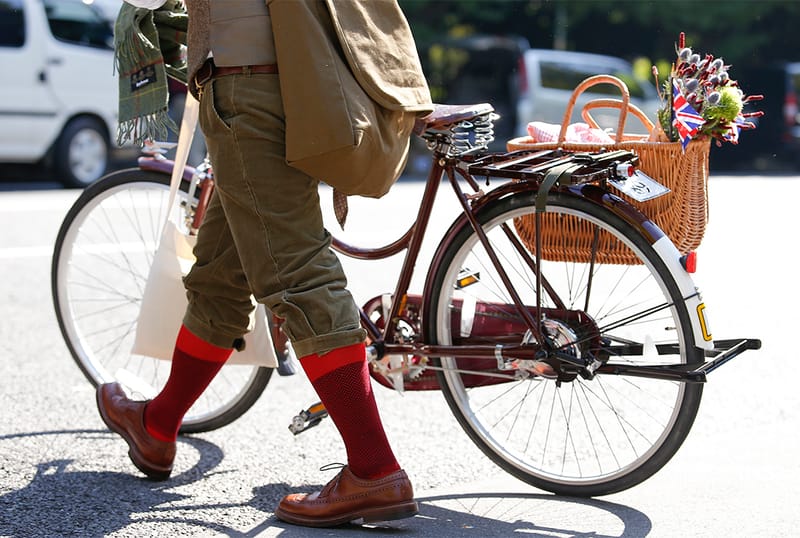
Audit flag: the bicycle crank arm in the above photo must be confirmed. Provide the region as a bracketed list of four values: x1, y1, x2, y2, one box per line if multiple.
[598, 338, 761, 383]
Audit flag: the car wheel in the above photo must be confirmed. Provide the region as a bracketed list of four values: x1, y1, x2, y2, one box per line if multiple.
[54, 117, 109, 188]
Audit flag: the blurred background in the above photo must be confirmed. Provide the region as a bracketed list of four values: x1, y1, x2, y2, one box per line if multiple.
[1, 0, 799, 188]
[401, 0, 800, 174]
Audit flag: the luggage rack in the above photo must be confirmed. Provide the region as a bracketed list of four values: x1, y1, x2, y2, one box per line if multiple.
[466, 148, 640, 185]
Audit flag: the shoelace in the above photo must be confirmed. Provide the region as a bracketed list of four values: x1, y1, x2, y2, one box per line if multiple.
[318, 462, 347, 496]
[319, 462, 346, 472]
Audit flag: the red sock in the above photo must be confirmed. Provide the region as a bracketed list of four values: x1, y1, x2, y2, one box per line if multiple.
[144, 325, 232, 442]
[300, 342, 400, 480]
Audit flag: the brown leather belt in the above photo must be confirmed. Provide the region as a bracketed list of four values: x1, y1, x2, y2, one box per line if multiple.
[211, 63, 279, 77]
[194, 61, 279, 97]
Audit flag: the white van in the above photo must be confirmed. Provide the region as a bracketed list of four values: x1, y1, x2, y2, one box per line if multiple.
[515, 49, 661, 138]
[0, 0, 122, 187]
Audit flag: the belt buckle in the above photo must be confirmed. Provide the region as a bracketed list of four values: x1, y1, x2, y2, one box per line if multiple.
[194, 61, 214, 98]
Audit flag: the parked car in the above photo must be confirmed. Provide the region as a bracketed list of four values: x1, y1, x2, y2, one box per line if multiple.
[514, 48, 660, 139]
[0, 0, 123, 187]
[709, 61, 800, 171]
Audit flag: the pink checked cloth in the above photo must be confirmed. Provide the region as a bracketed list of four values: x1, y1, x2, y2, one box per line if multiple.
[527, 121, 615, 144]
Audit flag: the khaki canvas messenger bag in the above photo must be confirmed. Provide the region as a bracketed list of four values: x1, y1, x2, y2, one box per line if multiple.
[269, 0, 433, 198]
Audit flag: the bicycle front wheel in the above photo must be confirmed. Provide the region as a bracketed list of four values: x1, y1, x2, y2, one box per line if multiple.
[52, 169, 272, 433]
[426, 189, 703, 497]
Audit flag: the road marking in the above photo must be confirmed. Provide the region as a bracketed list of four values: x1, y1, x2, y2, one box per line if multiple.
[0, 190, 79, 212]
[0, 242, 156, 260]
[0, 245, 53, 259]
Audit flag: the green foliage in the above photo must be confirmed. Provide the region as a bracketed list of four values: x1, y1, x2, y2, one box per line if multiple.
[424, 43, 470, 101]
[400, 0, 800, 73]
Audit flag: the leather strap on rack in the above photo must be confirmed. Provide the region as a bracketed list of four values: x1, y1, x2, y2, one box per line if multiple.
[535, 162, 583, 213]
[534, 150, 638, 212]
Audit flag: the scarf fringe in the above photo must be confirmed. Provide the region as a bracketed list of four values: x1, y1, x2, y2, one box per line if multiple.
[117, 110, 178, 147]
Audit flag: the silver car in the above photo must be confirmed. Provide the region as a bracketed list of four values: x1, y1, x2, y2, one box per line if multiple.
[515, 48, 661, 139]
[0, 0, 123, 187]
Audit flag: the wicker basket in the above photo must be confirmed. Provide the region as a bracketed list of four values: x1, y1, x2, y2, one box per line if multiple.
[508, 74, 710, 265]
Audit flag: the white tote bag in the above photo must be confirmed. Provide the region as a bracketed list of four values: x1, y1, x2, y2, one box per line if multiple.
[131, 94, 277, 367]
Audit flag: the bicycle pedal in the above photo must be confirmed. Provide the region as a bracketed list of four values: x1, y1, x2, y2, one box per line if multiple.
[288, 402, 328, 435]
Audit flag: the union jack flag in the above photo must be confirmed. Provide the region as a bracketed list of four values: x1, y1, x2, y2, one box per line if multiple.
[672, 80, 704, 149]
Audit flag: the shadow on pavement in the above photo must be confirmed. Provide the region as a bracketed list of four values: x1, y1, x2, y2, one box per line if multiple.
[413, 491, 652, 537]
[0, 429, 231, 537]
[0, 429, 652, 538]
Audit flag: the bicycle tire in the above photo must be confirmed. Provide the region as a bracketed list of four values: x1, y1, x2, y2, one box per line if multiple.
[425, 189, 703, 497]
[52, 168, 272, 433]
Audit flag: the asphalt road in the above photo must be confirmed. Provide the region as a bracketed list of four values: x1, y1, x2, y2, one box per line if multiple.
[0, 173, 798, 537]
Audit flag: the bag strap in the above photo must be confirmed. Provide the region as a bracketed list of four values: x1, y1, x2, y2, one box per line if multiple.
[164, 92, 200, 232]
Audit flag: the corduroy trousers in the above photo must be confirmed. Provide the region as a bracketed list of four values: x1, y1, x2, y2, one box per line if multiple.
[182, 72, 366, 358]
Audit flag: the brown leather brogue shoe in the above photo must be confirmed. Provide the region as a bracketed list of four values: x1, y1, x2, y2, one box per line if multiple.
[275, 466, 418, 527]
[96, 382, 175, 480]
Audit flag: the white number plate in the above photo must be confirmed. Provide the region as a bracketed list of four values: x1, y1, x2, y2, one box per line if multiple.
[610, 171, 670, 202]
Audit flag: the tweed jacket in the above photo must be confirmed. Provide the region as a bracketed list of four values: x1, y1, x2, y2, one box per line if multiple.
[185, 0, 431, 110]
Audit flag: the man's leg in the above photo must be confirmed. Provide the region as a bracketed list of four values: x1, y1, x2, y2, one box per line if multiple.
[143, 325, 233, 442]
[96, 324, 233, 479]
[199, 73, 416, 526]
[299, 342, 400, 479]
[97, 190, 254, 480]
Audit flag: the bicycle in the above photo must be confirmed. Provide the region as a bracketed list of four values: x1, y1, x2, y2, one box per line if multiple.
[52, 101, 759, 497]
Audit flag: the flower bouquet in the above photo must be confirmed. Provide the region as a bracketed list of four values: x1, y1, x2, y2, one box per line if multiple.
[654, 32, 763, 149]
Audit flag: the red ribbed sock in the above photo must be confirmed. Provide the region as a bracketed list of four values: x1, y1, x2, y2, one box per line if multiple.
[300, 342, 400, 480]
[144, 325, 232, 442]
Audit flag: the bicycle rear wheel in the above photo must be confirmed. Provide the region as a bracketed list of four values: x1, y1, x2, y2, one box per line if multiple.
[426, 189, 703, 497]
[52, 169, 272, 433]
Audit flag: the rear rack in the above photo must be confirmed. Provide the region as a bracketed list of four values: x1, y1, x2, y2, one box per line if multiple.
[466, 148, 639, 185]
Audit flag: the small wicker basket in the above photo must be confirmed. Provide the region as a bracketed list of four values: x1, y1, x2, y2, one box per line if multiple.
[508, 75, 710, 265]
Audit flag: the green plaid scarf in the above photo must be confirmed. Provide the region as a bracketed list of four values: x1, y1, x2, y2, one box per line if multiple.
[114, 0, 188, 146]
